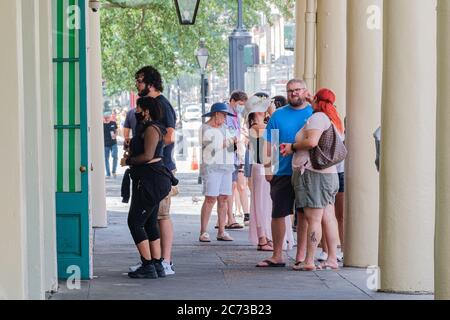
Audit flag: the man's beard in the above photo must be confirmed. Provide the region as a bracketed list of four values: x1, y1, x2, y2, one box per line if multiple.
[138, 87, 150, 97]
[289, 98, 305, 107]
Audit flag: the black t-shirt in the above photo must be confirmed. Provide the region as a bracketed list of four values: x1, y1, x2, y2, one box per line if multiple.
[156, 95, 177, 171]
[103, 121, 118, 147]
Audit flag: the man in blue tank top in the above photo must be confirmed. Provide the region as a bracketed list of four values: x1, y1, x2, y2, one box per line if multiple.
[257, 79, 313, 268]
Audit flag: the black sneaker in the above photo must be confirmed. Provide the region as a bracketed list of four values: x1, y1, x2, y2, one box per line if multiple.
[153, 259, 166, 278]
[128, 262, 158, 279]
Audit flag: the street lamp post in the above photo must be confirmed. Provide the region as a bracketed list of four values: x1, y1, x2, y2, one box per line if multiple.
[229, 0, 252, 92]
[177, 78, 182, 123]
[195, 39, 209, 184]
[195, 39, 209, 124]
[175, 78, 187, 161]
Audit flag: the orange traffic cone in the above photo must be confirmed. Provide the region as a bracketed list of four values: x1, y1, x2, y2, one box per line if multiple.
[191, 150, 199, 171]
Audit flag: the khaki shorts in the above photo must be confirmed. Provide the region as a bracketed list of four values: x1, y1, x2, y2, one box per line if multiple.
[292, 169, 339, 209]
[158, 171, 178, 220]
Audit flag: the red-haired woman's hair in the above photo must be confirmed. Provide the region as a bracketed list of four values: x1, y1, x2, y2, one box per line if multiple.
[314, 88, 344, 134]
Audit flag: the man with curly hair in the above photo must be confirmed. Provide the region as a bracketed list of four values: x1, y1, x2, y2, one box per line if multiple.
[129, 66, 177, 275]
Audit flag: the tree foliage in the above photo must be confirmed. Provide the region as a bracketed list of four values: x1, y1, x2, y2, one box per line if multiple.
[101, 0, 295, 95]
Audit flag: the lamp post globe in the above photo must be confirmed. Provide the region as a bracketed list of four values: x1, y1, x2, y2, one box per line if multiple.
[174, 0, 201, 25]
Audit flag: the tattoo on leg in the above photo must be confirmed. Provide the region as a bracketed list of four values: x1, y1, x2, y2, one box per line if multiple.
[311, 232, 317, 243]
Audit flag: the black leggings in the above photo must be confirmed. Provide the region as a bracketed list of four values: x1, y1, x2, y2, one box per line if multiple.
[128, 179, 160, 244]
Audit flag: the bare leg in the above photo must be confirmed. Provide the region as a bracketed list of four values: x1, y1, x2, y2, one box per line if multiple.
[217, 195, 229, 236]
[234, 186, 243, 217]
[236, 172, 249, 214]
[136, 240, 152, 260]
[296, 211, 308, 262]
[335, 192, 345, 248]
[271, 217, 286, 262]
[225, 183, 238, 225]
[149, 239, 161, 260]
[322, 204, 339, 268]
[159, 219, 173, 262]
[201, 196, 217, 234]
[321, 228, 329, 254]
[304, 208, 324, 267]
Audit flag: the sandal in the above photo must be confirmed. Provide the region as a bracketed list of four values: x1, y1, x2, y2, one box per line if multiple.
[225, 222, 244, 229]
[292, 260, 304, 268]
[318, 262, 339, 271]
[257, 242, 274, 251]
[256, 259, 286, 268]
[292, 262, 319, 271]
[199, 232, 211, 242]
[217, 232, 234, 241]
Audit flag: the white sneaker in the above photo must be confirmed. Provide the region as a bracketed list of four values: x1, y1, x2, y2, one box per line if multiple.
[317, 251, 328, 262]
[162, 261, 175, 275]
[336, 249, 344, 262]
[129, 261, 142, 272]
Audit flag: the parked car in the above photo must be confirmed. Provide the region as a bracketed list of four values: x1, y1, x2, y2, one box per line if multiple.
[183, 105, 202, 122]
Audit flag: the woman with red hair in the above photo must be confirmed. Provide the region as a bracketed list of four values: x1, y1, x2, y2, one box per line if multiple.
[281, 88, 344, 271]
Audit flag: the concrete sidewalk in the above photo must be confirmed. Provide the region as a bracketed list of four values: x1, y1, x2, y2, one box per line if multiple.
[50, 169, 433, 300]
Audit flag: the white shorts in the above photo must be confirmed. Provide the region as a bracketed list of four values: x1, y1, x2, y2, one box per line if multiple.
[202, 169, 233, 197]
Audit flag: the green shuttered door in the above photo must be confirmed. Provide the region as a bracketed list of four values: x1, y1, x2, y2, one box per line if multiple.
[52, 0, 90, 280]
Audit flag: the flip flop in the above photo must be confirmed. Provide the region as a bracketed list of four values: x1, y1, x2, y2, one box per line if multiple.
[225, 222, 244, 229]
[257, 243, 274, 251]
[292, 262, 319, 271]
[256, 260, 286, 268]
[317, 262, 339, 271]
[291, 261, 304, 270]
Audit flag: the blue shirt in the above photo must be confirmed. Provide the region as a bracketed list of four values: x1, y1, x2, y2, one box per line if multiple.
[156, 95, 177, 171]
[264, 104, 313, 176]
[124, 109, 137, 136]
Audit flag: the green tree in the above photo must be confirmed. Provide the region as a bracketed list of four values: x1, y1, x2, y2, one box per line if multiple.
[101, 0, 295, 95]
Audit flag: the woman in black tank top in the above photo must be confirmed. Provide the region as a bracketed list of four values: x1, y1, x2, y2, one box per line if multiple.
[120, 96, 172, 279]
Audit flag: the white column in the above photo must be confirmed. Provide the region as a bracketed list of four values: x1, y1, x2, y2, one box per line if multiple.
[294, 0, 307, 80]
[88, 9, 107, 227]
[435, 0, 450, 300]
[316, 0, 347, 117]
[304, 0, 317, 92]
[21, 0, 45, 300]
[39, 0, 58, 294]
[379, 0, 436, 293]
[344, 0, 382, 267]
[0, 0, 28, 299]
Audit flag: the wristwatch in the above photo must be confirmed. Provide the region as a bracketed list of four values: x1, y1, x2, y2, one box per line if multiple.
[291, 143, 297, 152]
